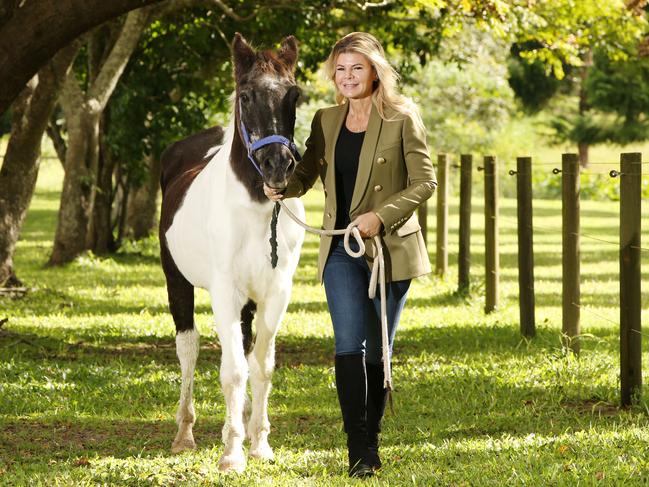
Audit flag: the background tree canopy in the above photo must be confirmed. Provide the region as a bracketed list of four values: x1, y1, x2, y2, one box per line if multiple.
[0, 0, 648, 286]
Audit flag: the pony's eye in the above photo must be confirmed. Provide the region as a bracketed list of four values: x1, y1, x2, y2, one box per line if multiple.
[240, 92, 250, 104]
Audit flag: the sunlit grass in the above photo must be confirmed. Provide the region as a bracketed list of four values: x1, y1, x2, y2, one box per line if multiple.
[1, 149, 649, 484]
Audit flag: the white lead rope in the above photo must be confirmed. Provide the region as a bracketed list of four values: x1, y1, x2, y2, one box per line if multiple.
[277, 200, 393, 393]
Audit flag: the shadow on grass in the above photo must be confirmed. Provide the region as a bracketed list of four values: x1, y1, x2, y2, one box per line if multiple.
[0, 367, 629, 466]
[0, 417, 185, 461]
[0, 318, 638, 478]
[0, 317, 622, 366]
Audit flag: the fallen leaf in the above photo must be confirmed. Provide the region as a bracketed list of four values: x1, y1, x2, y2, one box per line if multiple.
[73, 457, 90, 467]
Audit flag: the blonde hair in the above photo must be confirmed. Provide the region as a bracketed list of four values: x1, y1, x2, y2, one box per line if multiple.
[324, 32, 425, 132]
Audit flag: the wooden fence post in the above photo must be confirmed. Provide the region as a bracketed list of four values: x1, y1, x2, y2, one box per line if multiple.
[436, 154, 449, 278]
[562, 153, 580, 354]
[516, 157, 536, 337]
[620, 152, 642, 406]
[458, 154, 472, 293]
[483, 156, 498, 313]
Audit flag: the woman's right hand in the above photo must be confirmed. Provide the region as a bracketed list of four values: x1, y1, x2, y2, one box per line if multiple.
[263, 183, 285, 202]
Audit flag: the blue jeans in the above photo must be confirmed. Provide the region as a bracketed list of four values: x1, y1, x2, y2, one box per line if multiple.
[323, 237, 411, 365]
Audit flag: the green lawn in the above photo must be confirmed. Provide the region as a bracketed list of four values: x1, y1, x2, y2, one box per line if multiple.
[1, 156, 649, 486]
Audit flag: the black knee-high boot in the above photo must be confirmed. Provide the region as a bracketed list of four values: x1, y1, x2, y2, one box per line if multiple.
[366, 361, 388, 470]
[334, 354, 373, 478]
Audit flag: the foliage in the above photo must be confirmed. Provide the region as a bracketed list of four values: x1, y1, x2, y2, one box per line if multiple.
[547, 101, 610, 147]
[404, 24, 515, 155]
[2, 158, 649, 484]
[511, 0, 646, 80]
[106, 10, 234, 186]
[505, 0, 649, 150]
[586, 51, 649, 144]
[507, 41, 566, 114]
[102, 1, 461, 201]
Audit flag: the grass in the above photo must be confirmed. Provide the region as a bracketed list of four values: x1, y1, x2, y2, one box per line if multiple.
[1, 154, 649, 486]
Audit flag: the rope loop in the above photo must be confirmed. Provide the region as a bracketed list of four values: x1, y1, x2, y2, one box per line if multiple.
[343, 223, 365, 258]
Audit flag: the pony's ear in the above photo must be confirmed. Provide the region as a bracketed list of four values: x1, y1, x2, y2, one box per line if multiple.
[278, 35, 298, 71]
[232, 33, 256, 80]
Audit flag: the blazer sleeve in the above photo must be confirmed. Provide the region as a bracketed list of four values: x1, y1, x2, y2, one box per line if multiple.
[283, 109, 322, 198]
[374, 114, 437, 234]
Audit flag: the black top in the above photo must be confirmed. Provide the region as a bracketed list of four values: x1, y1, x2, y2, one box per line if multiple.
[334, 124, 365, 229]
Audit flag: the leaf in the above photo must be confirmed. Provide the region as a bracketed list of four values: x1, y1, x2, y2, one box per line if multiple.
[73, 457, 91, 467]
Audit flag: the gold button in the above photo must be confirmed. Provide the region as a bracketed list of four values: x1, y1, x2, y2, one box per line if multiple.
[319, 158, 325, 166]
[374, 184, 383, 192]
[376, 157, 386, 165]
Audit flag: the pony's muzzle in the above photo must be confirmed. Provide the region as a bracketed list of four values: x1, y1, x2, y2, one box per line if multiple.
[258, 145, 296, 189]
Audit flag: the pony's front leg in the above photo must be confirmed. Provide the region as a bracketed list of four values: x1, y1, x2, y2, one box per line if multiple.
[212, 289, 249, 473]
[247, 289, 290, 461]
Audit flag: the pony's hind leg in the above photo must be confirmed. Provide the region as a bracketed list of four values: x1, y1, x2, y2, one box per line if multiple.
[173, 325, 199, 453]
[162, 250, 199, 454]
[247, 293, 289, 461]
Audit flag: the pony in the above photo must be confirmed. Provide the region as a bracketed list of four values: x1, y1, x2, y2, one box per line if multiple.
[159, 33, 305, 473]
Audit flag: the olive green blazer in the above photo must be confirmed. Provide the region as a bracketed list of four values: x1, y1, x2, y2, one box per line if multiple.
[285, 99, 437, 282]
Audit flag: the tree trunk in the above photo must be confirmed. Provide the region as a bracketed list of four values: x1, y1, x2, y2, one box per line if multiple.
[49, 104, 101, 265]
[126, 151, 162, 240]
[48, 7, 151, 265]
[0, 0, 164, 116]
[46, 113, 67, 167]
[88, 122, 117, 254]
[577, 48, 593, 168]
[578, 141, 589, 167]
[0, 46, 77, 286]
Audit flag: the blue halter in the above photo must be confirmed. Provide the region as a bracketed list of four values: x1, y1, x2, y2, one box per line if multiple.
[238, 103, 302, 177]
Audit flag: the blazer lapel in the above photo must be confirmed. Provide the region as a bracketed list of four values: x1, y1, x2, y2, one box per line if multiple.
[323, 103, 348, 196]
[350, 100, 382, 215]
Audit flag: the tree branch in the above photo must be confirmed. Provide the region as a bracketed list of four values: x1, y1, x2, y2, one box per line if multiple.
[59, 67, 85, 119]
[211, 0, 256, 21]
[359, 0, 393, 10]
[46, 119, 67, 167]
[0, 0, 166, 116]
[89, 7, 153, 110]
[0, 0, 19, 29]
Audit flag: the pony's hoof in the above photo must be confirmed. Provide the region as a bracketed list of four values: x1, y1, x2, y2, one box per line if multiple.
[171, 438, 196, 454]
[218, 452, 246, 473]
[249, 443, 275, 462]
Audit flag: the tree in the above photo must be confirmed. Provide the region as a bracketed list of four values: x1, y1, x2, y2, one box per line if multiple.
[48, 7, 153, 265]
[586, 50, 649, 144]
[404, 24, 515, 155]
[104, 8, 236, 244]
[0, 46, 77, 286]
[0, 0, 165, 117]
[507, 0, 647, 165]
[91, 0, 464, 245]
[1, 0, 524, 275]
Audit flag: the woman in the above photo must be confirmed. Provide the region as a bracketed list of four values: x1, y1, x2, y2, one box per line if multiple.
[264, 32, 436, 477]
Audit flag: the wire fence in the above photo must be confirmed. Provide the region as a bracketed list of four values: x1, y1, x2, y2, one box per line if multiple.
[429, 153, 647, 368]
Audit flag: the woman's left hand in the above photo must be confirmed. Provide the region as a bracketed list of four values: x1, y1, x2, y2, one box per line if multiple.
[353, 212, 383, 238]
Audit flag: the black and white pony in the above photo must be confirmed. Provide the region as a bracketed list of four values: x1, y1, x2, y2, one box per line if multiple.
[159, 34, 304, 473]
